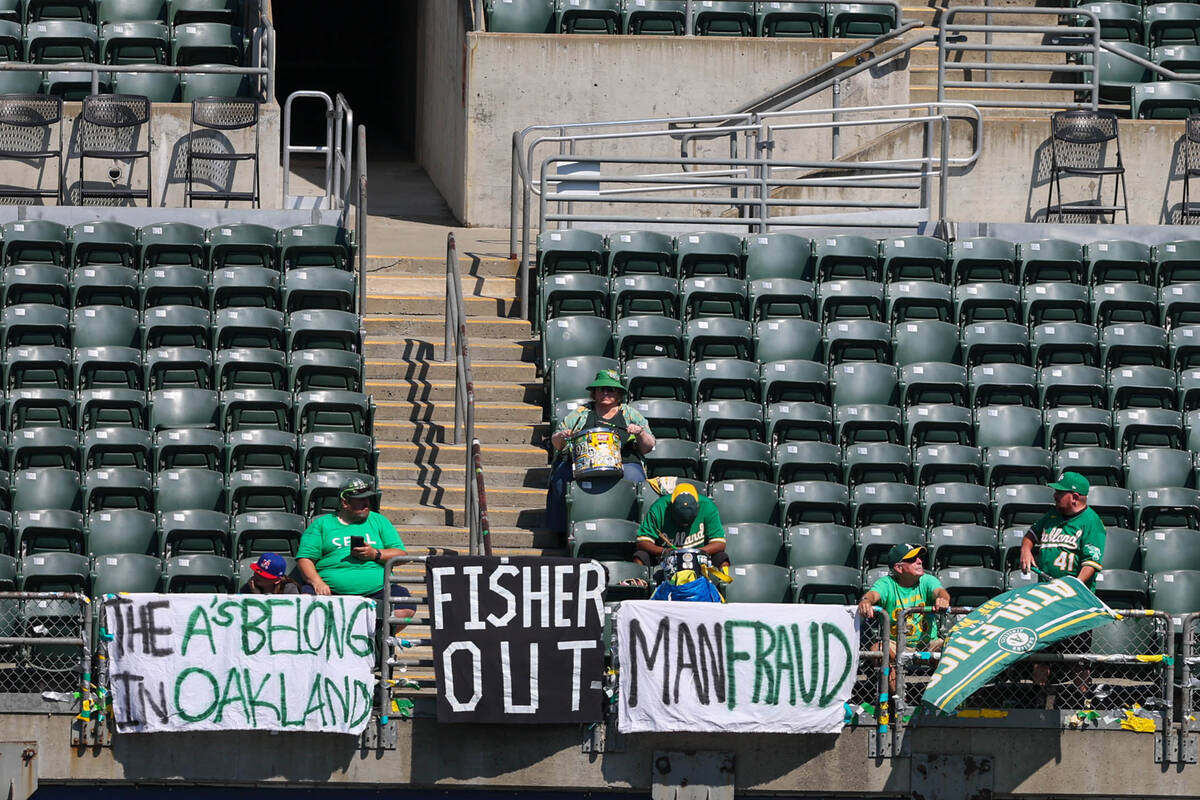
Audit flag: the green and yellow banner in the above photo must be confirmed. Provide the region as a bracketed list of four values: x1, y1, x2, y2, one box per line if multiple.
[922, 576, 1119, 714]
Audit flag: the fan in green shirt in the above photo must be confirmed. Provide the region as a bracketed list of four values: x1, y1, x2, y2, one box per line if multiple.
[297, 477, 408, 597]
[1019, 471, 1107, 590]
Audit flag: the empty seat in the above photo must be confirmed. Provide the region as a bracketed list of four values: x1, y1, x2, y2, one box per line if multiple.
[568, 519, 639, 561]
[885, 280, 953, 323]
[791, 563, 861, 605]
[725, 563, 790, 603]
[74, 345, 140, 389]
[961, 321, 1029, 366]
[1044, 406, 1112, 449]
[721, 523, 784, 566]
[641, 437, 700, 478]
[1109, 365, 1176, 410]
[1023, 283, 1090, 326]
[823, 319, 891, 363]
[1134, 487, 1200, 530]
[565, 477, 637, 528]
[913, 443, 983, 486]
[749, 278, 815, 321]
[976, 404, 1042, 448]
[71, 305, 139, 349]
[1039, 364, 1106, 409]
[82, 426, 151, 470]
[937, 566, 1005, 607]
[765, 401, 834, 445]
[983, 445, 1053, 487]
[13, 508, 83, 555]
[622, 356, 688, 401]
[86, 508, 156, 556]
[71, 265, 138, 308]
[817, 279, 883, 322]
[164, 553, 235, 592]
[843, 442, 911, 486]
[231, 511, 305, 559]
[829, 361, 897, 407]
[695, 399, 762, 442]
[1054, 445, 1123, 487]
[278, 225, 352, 272]
[929, 524, 1001, 570]
[753, 318, 822, 363]
[215, 348, 287, 391]
[709, 478, 779, 525]
[828, 2, 896, 37]
[744, 233, 814, 281]
[1093, 282, 1158, 325]
[772, 440, 842, 485]
[1153, 240, 1200, 286]
[702, 438, 770, 483]
[685, 317, 751, 361]
[761, 359, 828, 405]
[1088, 484, 1135, 528]
[880, 235, 949, 283]
[10, 426, 77, 470]
[786, 523, 856, 568]
[813, 234, 880, 282]
[4, 345, 71, 390]
[228, 468, 299, 515]
[610, 274, 677, 318]
[1142, 527, 1200, 573]
[969, 363, 1037, 408]
[148, 388, 219, 431]
[82, 467, 152, 511]
[780, 480, 849, 525]
[692, 358, 759, 402]
[3, 304, 68, 347]
[898, 362, 967, 407]
[154, 427, 223, 470]
[892, 319, 961, 367]
[12, 467, 80, 512]
[922, 482, 990, 528]
[951, 237, 1018, 285]
[1114, 407, 1182, 449]
[835, 403, 902, 446]
[224, 388, 291, 433]
[155, 468, 226, 513]
[851, 483, 919, 527]
[955, 282, 1020, 325]
[3, 264, 68, 308]
[675, 231, 742, 278]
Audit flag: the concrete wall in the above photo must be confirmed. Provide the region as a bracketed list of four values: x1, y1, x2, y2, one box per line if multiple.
[0, 102, 281, 210]
[411, 24, 912, 227]
[414, 0, 468, 221]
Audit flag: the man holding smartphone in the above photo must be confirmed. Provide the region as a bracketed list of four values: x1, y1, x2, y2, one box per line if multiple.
[297, 478, 414, 617]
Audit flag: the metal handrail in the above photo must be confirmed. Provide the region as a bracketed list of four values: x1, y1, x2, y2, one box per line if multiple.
[442, 233, 488, 556]
[1183, 611, 1199, 730]
[376, 554, 442, 721]
[281, 91, 354, 210]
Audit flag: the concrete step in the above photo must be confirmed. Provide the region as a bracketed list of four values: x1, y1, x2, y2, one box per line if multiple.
[910, 43, 1070, 68]
[394, 526, 563, 551]
[909, 85, 1080, 107]
[373, 400, 544, 424]
[908, 65, 1081, 88]
[374, 419, 547, 445]
[383, 503, 546, 529]
[363, 336, 538, 362]
[902, 5, 943, 26]
[367, 293, 516, 317]
[364, 315, 531, 339]
[364, 359, 538, 382]
[381, 462, 551, 489]
[377, 441, 549, 469]
[366, 273, 518, 297]
[383, 482, 546, 509]
[365, 379, 543, 404]
[367, 255, 518, 279]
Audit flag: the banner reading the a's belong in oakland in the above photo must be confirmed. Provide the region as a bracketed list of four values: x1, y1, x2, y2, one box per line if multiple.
[104, 594, 377, 734]
[922, 576, 1119, 714]
[617, 601, 859, 734]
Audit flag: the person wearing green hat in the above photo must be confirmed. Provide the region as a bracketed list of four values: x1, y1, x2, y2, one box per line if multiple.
[858, 542, 950, 696]
[545, 369, 656, 535]
[1019, 470, 1107, 703]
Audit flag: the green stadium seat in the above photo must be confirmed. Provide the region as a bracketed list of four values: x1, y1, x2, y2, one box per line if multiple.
[613, 315, 679, 362]
[623, 0, 686, 34]
[836, 402, 902, 446]
[693, 0, 754, 35]
[543, 315, 613, 376]
[828, 1, 896, 37]
[70, 265, 138, 309]
[749, 277, 815, 321]
[922, 481, 990, 528]
[813, 234, 880, 282]
[928, 524, 1001, 570]
[78, 387, 144, 429]
[12, 467, 80, 513]
[0, 18, 18, 58]
[1084, 40, 1152, 105]
[8, 387, 74, 429]
[1109, 364, 1176, 409]
[1005, 569, 1038, 591]
[961, 321, 1029, 366]
[1114, 407, 1182, 449]
[686, 317, 751, 361]
[210, 266, 280, 310]
[851, 482, 919, 527]
[26, 19, 97, 62]
[983, 445, 1053, 487]
[1077, 1, 1142, 42]
[204, 224, 274, 272]
[10, 426, 77, 470]
[1092, 282, 1158, 326]
[171, 21, 241, 65]
[610, 274, 677, 318]
[642, 437, 700, 478]
[1031, 321, 1100, 366]
[73, 345, 139, 390]
[950, 237, 1017, 285]
[487, 0, 556, 31]
[790, 563, 860, 604]
[937, 566, 1004, 607]
[710, 478, 780, 525]
[829, 361, 897, 408]
[4, 345, 71, 390]
[286, 309, 359, 353]
[695, 398, 762, 442]
[68, 221, 135, 270]
[1152, 240, 1200, 286]
[1172, 325, 1200, 370]
[1160, 282, 1200, 328]
[155, 467, 226, 514]
[606, 231, 673, 277]
[1142, 527, 1200, 573]
[1099, 526, 1141, 571]
[230, 511, 304, 559]
[287, 349, 362, 393]
[228, 468, 299, 515]
[1134, 486, 1200, 530]
[1023, 283, 1089, 326]
[1018, 239, 1085, 285]
[786, 523, 856, 568]
[148, 388, 218, 431]
[222, 388, 291, 433]
[537, 230, 604, 276]
[1054, 445, 1123, 487]
[975, 404, 1042, 448]
[1085, 239, 1152, 285]
[914, 443, 983, 485]
[143, 307, 210, 349]
[1039, 364, 1106, 409]
[541, 273, 608, 320]
[675, 231, 743, 278]
[82, 427, 150, 470]
[955, 281, 1020, 325]
[1044, 406, 1112, 449]
[92, 552, 161, 594]
[566, 476, 637, 528]
[0, 70, 37, 96]
[892, 319, 961, 366]
[70, 304, 139, 349]
[1151, 43, 1200, 73]
[85, 508, 156, 556]
[2, 304, 68, 347]
[773, 440, 842, 484]
[886, 280, 953, 323]
[281, 267, 352, 313]
[82, 467, 151, 511]
[757, 1, 826, 36]
[692, 358, 759, 402]
[880, 235, 948, 283]
[138, 222, 205, 269]
[780, 480, 849, 525]
[164, 552, 234, 592]
[744, 233, 813, 281]
[1145, 2, 1200, 48]
[680, 276, 747, 320]
[753, 318, 822, 364]
[1087, 484, 1134, 528]
[969, 363, 1037, 408]
[557, 0, 622, 32]
[622, 356, 688, 401]
[1094, 568, 1150, 608]
[277, 224, 351, 272]
[817, 279, 883, 323]
[154, 427, 222, 470]
[722, 523, 784, 565]
[13, 509, 82, 555]
[759, 359, 828, 407]
[112, 70, 180, 101]
[2, 264, 68, 308]
[101, 19, 167, 63]
[213, 307, 285, 350]
[299, 431, 371, 474]
[628, 398, 692, 441]
[726, 563, 790, 603]
[843, 442, 911, 486]
[766, 401, 834, 445]
[824, 319, 891, 364]
[1148, 569, 1200, 619]
[214, 348, 286, 391]
[226, 428, 296, 471]
[568, 518, 638, 561]
[899, 362, 967, 407]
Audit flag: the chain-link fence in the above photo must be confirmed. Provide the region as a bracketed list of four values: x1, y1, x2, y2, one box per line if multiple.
[380, 555, 440, 720]
[852, 610, 888, 725]
[894, 606, 1173, 717]
[0, 592, 91, 698]
[1184, 612, 1200, 727]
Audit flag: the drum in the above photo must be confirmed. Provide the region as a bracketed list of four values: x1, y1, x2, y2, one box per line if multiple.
[569, 426, 624, 479]
[661, 548, 711, 583]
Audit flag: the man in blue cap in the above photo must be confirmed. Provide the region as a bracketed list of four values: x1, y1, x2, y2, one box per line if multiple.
[1019, 470, 1108, 705]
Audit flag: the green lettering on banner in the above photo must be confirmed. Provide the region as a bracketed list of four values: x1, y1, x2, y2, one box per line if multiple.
[793, 622, 820, 704]
[303, 675, 328, 726]
[350, 680, 373, 728]
[723, 621, 754, 711]
[772, 624, 796, 706]
[244, 668, 279, 727]
[215, 667, 250, 723]
[818, 622, 852, 707]
[240, 598, 270, 655]
[212, 597, 236, 629]
[181, 606, 216, 657]
[346, 599, 375, 658]
[267, 598, 302, 655]
[303, 601, 331, 658]
[174, 667, 220, 722]
[752, 622, 777, 704]
[324, 676, 350, 723]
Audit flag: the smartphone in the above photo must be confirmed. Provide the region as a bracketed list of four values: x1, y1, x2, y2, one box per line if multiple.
[350, 535, 365, 549]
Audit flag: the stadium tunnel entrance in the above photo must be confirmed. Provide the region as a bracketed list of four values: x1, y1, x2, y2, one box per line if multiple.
[272, 1, 419, 155]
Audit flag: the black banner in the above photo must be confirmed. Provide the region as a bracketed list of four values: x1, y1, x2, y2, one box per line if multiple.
[427, 556, 606, 723]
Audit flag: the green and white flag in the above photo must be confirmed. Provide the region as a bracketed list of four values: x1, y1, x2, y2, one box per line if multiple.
[922, 576, 1119, 714]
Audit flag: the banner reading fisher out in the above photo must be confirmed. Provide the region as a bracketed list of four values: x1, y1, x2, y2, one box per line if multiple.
[103, 594, 377, 734]
[427, 556, 606, 724]
[617, 601, 860, 734]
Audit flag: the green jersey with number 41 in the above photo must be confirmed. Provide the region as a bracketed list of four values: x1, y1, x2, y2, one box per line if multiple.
[1029, 506, 1106, 588]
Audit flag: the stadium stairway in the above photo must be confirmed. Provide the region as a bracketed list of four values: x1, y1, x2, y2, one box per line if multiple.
[363, 250, 562, 557]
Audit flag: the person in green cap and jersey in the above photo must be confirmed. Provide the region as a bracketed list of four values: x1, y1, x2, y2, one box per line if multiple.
[858, 542, 951, 697]
[1019, 470, 1107, 705]
[545, 369, 656, 535]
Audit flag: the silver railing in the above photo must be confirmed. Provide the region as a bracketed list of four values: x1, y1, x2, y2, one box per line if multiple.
[0, 591, 92, 714]
[511, 101, 983, 318]
[281, 91, 355, 211]
[442, 233, 489, 556]
[939, 6, 1101, 111]
[356, 124, 368, 318]
[1184, 612, 1199, 730]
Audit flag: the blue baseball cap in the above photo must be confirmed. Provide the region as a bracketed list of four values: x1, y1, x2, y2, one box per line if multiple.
[251, 552, 287, 580]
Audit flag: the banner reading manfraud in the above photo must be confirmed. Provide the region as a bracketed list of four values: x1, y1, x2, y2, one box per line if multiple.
[617, 600, 859, 734]
[922, 576, 1119, 714]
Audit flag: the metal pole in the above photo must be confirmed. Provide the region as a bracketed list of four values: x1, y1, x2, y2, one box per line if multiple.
[831, 80, 840, 159]
[510, 134, 521, 260]
[357, 124, 368, 319]
[444, 234, 455, 363]
[939, 113, 950, 223]
[685, 0, 694, 35]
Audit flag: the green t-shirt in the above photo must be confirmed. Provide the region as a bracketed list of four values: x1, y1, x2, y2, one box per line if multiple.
[296, 511, 405, 596]
[868, 573, 945, 646]
[1029, 505, 1106, 588]
[636, 493, 726, 550]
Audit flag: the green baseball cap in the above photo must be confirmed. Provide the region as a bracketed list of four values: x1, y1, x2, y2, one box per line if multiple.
[586, 369, 626, 393]
[1048, 471, 1090, 496]
[885, 542, 927, 569]
[340, 477, 379, 500]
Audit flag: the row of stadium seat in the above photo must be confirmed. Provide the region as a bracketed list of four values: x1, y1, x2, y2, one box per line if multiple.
[487, 0, 896, 38]
[1, 551, 271, 595]
[0, 464, 375, 521]
[0, 221, 353, 271]
[2, 506, 308, 559]
[0, 19, 245, 66]
[542, 276, 1200, 325]
[566, 476, 1200, 531]
[537, 230, 1200, 285]
[1082, 1, 1200, 48]
[0, 0, 243, 25]
[0, 67, 250, 98]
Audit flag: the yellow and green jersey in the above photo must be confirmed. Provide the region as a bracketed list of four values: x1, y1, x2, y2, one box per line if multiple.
[1029, 506, 1106, 589]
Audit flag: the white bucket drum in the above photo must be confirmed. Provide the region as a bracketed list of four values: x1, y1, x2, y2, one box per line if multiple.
[570, 426, 624, 479]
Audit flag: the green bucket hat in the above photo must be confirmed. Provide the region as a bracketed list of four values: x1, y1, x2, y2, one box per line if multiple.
[1048, 470, 1090, 496]
[587, 369, 626, 393]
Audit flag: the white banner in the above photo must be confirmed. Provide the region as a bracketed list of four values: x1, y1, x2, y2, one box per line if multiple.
[617, 601, 860, 734]
[103, 594, 377, 734]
